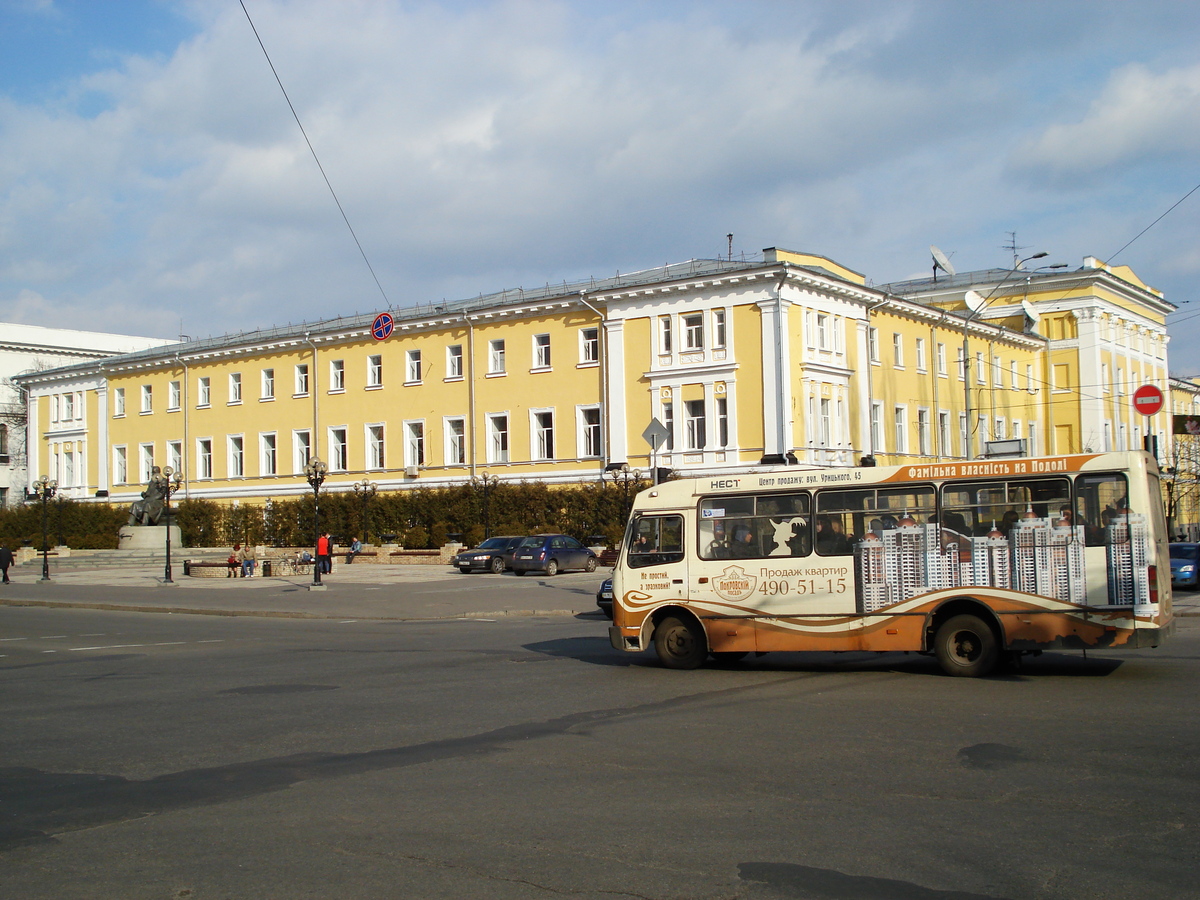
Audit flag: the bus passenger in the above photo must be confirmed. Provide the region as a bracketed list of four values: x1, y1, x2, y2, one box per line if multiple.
[730, 525, 757, 558]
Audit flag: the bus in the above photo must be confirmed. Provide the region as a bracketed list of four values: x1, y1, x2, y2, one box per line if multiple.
[608, 451, 1173, 677]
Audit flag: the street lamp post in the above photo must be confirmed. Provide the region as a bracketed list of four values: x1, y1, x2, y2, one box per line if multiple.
[32, 475, 57, 583]
[962, 252, 1047, 460]
[470, 474, 500, 539]
[160, 466, 184, 584]
[603, 462, 642, 525]
[353, 478, 378, 544]
[305, 457, 328, 587]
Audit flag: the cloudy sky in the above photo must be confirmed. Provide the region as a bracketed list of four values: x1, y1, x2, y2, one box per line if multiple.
[2, 0, 1198, 375]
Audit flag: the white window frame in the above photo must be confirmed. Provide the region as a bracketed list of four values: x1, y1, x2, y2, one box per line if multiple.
[487, 413, 510, 463]
[405, 351, 423, 385]
[197, 438, 213, 479]
[229, 372, 242, 405]
[531, 409, 555, 460]
[712, 310, 727, 349]
[936, 342, 947, 376]
[917, 408, 931, 456]
[716, 396, 730, 448]
[868, 327, 879, 364]
[139, 443, 155, 481]
[367, 424, 385, 469]
[228, 435, 244, 477]
[293, 429, 312, 473]
[915, 338, 927, 373]
[168, 440, 182, 475]
[659, 316, 673, 355]
[579, 328, 599, 365]
[893, 406, 907, 454]
[113, 445, 128, 485]
[871, 402, 883, 453]
[533, 334, 552, 370]
[329, 427, 348, 471]
[369, 354, 385, 388]
[404, 420, 425, 467]
[446, 344, 463, 380]
[892, 333, 904, 368]
[113, 387, 126, 417]
[141, 384, 152, 414]
[261, 368, 275, 400]
[198, 376, 210, 407]
[329, 359, 345, 393]
[444, 417, 466, 466]
[260, 432, 277, 476]
[578, 406, 601, 458]
[683, 314, 704, 351]
[489, 339, 506, 375]
[168, 380, 181, 411]
[294, 365, 309, 397]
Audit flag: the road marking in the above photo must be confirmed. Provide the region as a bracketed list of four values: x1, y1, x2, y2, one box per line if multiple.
[338, 620, 358, 624]
[68, 641, 189, 651]
[41, 634, 67, 639]
[0, 637, 28, 642]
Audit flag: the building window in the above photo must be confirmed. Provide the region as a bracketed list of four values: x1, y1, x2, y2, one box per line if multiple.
[293, 430, 311, 472]
[64, 392, 77, 420]
[1027, 364, 1036, 393]
[198, 377, 210, 407]
[229, 372, 242, 404]
[229, 436, 244, 477]
[447, 344, 463, 379]
[816, 314, 830, 351]
[488, 414, 509, 463]
[684, 314, 704, 350]
[141, 385, 152, 413]
[993, 355, 1003, 388]
[368, 354, 384, 387]
[717, 397, 730, 447]
[261, 433, 277, 476]
[1010, 360, 1019, 390]
[818, 398, 831, 446]
[532, 411, 555, 459]
[168, 441, 182, 474]
[892, 334, 903, 368]
[936, 343, 947, 376]
[580, 328, 599, 364]
[489, 340, 506, 374]
[893, 406, 907, 453]
[405, 421, 425, 467]
[957, 347, 966, 382]
[917, 408, 931, 456]
[368, 425, 385, 469]
[660, 316, 673, 354]
[868, 327, 879, 363]
[197, 439, 212, 479]
[168, 381, 181, 411]
[580, 407, 601, 458]
[915, 338, 927, 372]
[976, 352, 986, 385]
[445, 418, 466, 465]
[713, 310, 727, 349]
[113, 387, 125, 417]
[663, 401, 675, 451]
[871, 402, 883, 453]
[113, 446, 127, 484]
[62, 449, 75, 487]
[330, 359, 345, 392]
[329, 428, 348, 471]
[995, 417, 1005, 440]
[1028, 421, 1038, 455]
[402, 350, 418, 384]
[533, 334, 551, 369]
[938, 412, 951, 457]
[959, 414, 968, 456]
[294, 365, 309, 396]
[262, 368, 275, 400]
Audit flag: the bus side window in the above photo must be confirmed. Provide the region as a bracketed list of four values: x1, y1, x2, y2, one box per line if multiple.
[627, 515, 685, 567]
[1076, 473, 1128, 547]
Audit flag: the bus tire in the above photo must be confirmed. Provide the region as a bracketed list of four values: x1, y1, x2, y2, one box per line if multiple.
[934, 614, 999, 677]
[654, 615, 707, 669]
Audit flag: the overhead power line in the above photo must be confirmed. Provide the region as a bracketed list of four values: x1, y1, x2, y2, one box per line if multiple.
[239, 0, 391, 308]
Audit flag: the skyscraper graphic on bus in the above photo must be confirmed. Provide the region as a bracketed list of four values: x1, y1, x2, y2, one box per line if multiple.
[855, 509, 1087, 613]
[1105, 511, 1151, 608]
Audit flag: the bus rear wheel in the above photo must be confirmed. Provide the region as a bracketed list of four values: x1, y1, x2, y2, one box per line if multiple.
[654, 615, 707, 669]
[934, 614, 999, 677]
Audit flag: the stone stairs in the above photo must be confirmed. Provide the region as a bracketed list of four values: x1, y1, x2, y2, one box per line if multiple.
[17, 547, 232, 570]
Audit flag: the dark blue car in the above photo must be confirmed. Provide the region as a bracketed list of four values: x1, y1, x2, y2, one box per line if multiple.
[1170, 543, 1199, 590]
[511, 534, 597, 576]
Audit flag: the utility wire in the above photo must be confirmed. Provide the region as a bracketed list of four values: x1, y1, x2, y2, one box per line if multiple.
[1105, 179, 1200, 265]
[239, 0, 391, 308]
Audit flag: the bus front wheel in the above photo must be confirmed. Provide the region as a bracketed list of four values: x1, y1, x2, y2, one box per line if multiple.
[934, 614, 999, 677]
[654, 616, 707, 669]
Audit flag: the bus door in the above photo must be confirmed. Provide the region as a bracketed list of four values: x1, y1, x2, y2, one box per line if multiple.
[693, 492, 815, 652]
[1076, 472, 1161, 623]
[623, 510, 689, 617]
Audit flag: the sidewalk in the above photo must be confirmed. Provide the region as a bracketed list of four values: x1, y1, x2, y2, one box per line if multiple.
[0, 561, 609, 621]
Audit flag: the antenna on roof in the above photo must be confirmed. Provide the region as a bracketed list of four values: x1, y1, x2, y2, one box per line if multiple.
[727, 233, 733, 261]
[930, 245, 956, 282]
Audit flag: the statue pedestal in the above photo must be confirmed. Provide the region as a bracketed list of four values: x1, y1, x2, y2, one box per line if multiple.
[118, 524, 182, 551]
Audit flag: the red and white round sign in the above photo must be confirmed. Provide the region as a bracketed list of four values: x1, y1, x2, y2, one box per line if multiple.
[1132, 384, 1164, 417]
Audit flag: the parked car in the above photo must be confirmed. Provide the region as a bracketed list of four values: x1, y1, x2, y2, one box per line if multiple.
[453, 535, 524, 574]
[511, 534, 598, 576]
[596, 577, 613, 618]
[1170, 543, 1200, 589]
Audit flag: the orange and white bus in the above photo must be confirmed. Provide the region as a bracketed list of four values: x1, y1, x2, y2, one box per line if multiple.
[608, 451, 1173, 676]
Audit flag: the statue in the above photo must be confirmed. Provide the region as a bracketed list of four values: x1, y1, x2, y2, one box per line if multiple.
[128, 467, 168, 526]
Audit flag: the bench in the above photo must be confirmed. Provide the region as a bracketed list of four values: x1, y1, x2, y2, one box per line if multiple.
[183, 560, 241, 578]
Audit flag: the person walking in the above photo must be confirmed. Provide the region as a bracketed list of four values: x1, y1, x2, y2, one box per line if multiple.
[241, 543, 257, 578]
[234, 543, 247, 577]
[0, 543, 14, 584]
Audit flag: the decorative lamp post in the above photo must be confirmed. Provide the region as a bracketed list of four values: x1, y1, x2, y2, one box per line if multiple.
[470, 473, 500, 538]
[604, 462, 641, 524]
[32, 475, 57, 583]
[160, 466, 184, 584]
[305, 457, 328, 587]
[353, 478, 378, 544]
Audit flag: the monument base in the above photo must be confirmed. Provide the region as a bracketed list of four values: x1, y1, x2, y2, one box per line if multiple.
[118, 524, 182, 551]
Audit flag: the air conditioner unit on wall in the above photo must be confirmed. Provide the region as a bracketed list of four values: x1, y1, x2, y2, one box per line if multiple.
[405, 466, 419, 478]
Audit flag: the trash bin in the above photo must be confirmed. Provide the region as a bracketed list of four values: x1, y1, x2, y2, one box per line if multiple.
[262, 560, 272, 577]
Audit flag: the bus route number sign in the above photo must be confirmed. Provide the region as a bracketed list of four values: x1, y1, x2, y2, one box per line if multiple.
[1132, 384, 1164, 417]
[371, 312, 394, 342]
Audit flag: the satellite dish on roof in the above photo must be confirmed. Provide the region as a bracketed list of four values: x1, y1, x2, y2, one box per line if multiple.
[930, 245, 956, 280]
[1021, 299, 1040, 328]
[964, 290, 985, 312]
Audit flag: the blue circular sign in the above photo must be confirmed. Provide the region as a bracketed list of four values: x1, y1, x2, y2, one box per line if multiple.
[371, 312, 394, 341]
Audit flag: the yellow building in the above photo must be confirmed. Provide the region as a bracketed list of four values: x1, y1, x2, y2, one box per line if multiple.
[15, 246, 1193, 533]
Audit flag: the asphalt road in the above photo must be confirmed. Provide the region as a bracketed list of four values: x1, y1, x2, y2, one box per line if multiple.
[2, 601, 1198, 900]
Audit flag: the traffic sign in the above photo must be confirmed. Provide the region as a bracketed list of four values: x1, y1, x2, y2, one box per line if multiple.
[371, 312, 394, 341]
[1132, 384, 1164, 417]
[642, 417, 669, 451]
